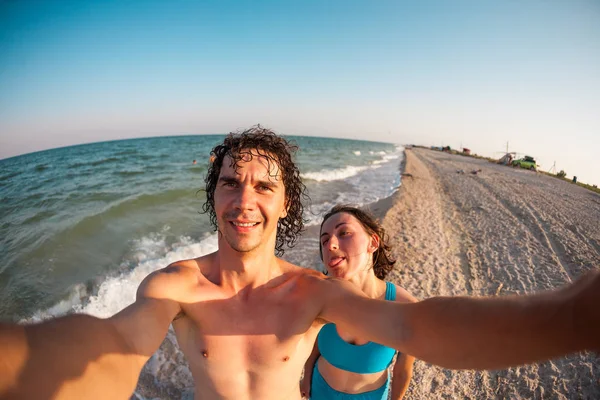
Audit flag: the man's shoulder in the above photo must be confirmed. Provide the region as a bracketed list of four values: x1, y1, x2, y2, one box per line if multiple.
[273, 261, 331, 293]
[153, 258, 202, 280]
[277, 260, 324, 280]
[138, 255, 213, 299]
[292, 269, 354, 296]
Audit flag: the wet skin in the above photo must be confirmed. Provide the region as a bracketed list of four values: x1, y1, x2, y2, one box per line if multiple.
[137, 152, 333, 399]
[161, 258, 327, 400]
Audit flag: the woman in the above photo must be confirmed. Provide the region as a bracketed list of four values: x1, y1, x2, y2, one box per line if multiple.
[301, 205, 416, 400]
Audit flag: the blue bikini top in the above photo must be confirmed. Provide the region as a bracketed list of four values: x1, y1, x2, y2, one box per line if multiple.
[317, 281, 398, 374]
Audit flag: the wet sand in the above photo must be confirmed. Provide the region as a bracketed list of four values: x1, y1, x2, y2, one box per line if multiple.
[378, 148, 599, 399]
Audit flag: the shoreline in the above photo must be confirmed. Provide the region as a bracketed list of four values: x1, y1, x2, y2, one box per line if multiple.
[380, 148, 599, 399]
[363, 148, 406, 221]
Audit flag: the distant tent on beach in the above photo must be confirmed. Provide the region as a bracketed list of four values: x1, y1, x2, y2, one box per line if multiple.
[498, 152, 514, 165]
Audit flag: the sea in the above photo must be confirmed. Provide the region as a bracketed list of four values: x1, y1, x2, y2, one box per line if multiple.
[0, 134, 403, 398]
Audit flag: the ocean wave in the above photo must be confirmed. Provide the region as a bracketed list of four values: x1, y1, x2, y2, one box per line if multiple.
[68, 157, 122, 169]
[301, 165, 369, 182]
[65, 191, 123, 204]
[91, 157, 120, 167]
[20, 188, 203, 267]
[115, 170, 145, 177]
[68, 161, 87, 169]
[25, 233, 219, 322]
[0, 171, 22, 181]
[79, 234, 218, 318]
[115, 149, 139, 156]
[303, 192, 392, 227]
[78, 188, 199, 219]
[22, 210, 56, 225]
[23, 192, 44, 201]
[372, 154, 399, 165]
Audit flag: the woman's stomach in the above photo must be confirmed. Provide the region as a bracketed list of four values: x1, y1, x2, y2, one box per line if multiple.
[316, 356, 388, 394]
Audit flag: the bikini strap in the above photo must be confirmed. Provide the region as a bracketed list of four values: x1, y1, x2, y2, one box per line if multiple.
[385, 281, 396, 301]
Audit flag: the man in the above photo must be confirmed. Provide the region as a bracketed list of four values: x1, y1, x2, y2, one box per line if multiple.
[1, 126, 599, 400]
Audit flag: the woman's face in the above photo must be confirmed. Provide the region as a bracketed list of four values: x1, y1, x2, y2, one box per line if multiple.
[320, 212, 377, 280]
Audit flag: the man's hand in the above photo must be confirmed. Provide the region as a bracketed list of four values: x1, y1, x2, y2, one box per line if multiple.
[0, 314, 147, 399]
[0, 264, 187, 399]
[318, 269, 600, 370]
[568, 269, 600, 352]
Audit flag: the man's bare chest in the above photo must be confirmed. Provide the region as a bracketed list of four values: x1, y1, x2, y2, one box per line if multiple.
[173, 290, 321, 368]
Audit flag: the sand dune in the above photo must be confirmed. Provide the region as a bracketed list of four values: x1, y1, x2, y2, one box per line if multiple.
[381, 148, 599, 399]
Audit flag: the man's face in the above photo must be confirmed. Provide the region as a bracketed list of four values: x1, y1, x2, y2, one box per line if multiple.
[214, 151, 287, 255]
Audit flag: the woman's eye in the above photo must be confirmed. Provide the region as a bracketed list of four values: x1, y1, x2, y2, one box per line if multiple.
[321, 238, 329, 245]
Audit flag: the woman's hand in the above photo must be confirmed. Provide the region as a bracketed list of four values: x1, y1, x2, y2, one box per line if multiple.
[299, 371, 312, 399]
[300, 339, 321, 399]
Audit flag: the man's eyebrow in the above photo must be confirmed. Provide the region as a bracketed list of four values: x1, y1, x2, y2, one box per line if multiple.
[218, 176, 239, 184]
[320, 222, 348, 237]
[257, 180, 279, 188]
[218, 176, 280, 188]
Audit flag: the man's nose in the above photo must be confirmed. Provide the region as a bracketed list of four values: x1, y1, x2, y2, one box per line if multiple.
[234, 185, 256, 210]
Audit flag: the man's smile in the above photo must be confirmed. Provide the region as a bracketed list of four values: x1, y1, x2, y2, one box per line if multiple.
[228, 219, 262, 233]
[231, 221, 260, 227]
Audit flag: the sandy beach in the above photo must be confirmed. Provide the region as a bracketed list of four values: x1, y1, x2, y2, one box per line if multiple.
[376, 148, 599, 399]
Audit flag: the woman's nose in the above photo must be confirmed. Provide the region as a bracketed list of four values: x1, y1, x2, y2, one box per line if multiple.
[328, 236, 339, 250]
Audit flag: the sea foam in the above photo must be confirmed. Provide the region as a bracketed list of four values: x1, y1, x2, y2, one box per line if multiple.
[301, 165, 369, 182]
[26, 232, 218, 322]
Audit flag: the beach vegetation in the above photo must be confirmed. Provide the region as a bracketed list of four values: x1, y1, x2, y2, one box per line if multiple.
[537, 171, 600, 194]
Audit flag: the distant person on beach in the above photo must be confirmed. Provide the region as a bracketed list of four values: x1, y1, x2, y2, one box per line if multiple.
[301, 205, 416, 400]
[1, 126, 599, 400]
[193, 159, 197, 165]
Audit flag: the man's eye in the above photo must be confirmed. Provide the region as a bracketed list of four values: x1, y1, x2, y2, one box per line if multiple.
[258, 185, 272, 192]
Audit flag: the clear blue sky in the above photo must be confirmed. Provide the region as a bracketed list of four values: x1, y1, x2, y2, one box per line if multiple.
[1, 0, 599, 184]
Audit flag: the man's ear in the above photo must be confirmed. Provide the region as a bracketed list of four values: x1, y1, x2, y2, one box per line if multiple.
[280, 202, 289, 219]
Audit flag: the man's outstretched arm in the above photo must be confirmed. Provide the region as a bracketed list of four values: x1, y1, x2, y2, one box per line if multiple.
[320, 269, 599, 370]
[0, 267, 183, 399]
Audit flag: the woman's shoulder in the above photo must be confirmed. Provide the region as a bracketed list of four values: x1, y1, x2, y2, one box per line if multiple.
[389, 282, 418, 304]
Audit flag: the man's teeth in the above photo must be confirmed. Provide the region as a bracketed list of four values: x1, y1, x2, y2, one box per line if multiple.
[233, 222, 258, 227]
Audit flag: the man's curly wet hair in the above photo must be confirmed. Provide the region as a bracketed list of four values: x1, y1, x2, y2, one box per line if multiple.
[319, 205, 396, 279]
[202, 125, 308, 256]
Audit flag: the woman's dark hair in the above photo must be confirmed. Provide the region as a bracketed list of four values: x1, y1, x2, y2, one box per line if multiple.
[319, 205, 396, 279]
[202, 125, 309, 256]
